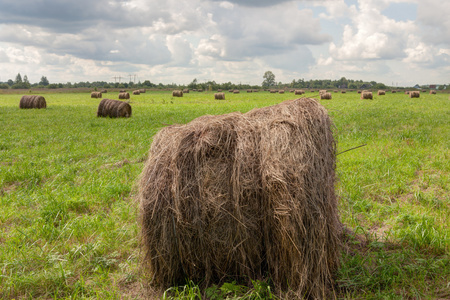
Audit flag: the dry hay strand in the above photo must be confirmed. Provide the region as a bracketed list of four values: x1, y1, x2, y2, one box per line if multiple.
[91, 92, 102, 98]
[377, 90, 386, 96]
[97, 99, 132, 118]
[233, 90, 240, 94]
[430, 90, 436, 94]
[278, 90, 285, 94]
[19, 95, 47, 109]
[133, 90, 141, 95]
[320, 92, 332, 100]
[214, 92, 225, 100]
[138, 98, 342, 299]
[361, 92, 373, 99]
[119, 92, 130, 99]
[172, 90, 183, 97]
[409, 91, 420, 98]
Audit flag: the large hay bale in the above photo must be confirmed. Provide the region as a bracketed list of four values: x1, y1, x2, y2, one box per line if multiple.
[214, 92, 225, 100]
[119, 92, 130, 99]
[138, 98, 341, 298]
[320, 92, 332, 100]
[361, 91, 373, 99]
[377, 90, 385, 96]
[410, 91, 420, 98]
[91, 92, 102, 98]
[133, 90, 141, 95]
[19, 95, 47, 109]
[97, 99, 132, 118]
[172, 90, 183, 97]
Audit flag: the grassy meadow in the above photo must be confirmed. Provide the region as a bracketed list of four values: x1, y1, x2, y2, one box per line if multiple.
[0, 89, 449, 299]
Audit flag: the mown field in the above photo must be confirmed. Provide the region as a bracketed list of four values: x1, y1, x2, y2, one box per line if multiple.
[0, 90, 449, 299]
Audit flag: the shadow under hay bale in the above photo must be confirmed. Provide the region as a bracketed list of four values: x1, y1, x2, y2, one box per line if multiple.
[214, 92, 225, 100]
[19, 95, 47, 109]
[138, 98, 342, 299]
[119, 92, 130, 100]
[97, 99, 132, 118]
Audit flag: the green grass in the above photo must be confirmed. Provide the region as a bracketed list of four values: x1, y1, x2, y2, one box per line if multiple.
[1, 90, 449, 299]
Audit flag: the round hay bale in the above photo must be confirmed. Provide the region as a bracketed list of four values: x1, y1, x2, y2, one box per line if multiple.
[360, 91, 373, 99]
[118, 92, 130, 99]
[377, 90, 385, 96]
[270, 90, 277, 93]
[217, 89, 222, 92]
[214, 92, 225, 100]
[319, 90, 327, 94]
[120, 89, 127, 92]
[101, 89, 108, 93]
[294, 90, 304, 95]
[247, 89, 253, 93]
[19, 95, 47, 109]
[341, 90, 346, 93]
[138, 98, 341, 298]
[405, 91, 410, 95]
[91, 92, 102, 98]
[253, 89, 259, 92]
[228, 90, 234, 93]
[97, 99, 132, 118]
[233, 90, 240, 94]
[278, 90, 285, 94]
[172, 90, 183, 97]
[391, 90, 397, 93]
[357, 90, 361, 94]
[140, 89, 146, 93]
[133, 90, 141, 95]
[198, 89, 203, 92]
[430, 90, 436, 94]
[320, 92, 332, 100]
[410, 91, 420, 98]
[183, 89, 190, 93]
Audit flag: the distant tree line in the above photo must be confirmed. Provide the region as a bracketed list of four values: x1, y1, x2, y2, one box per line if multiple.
[0, 72, 448, 91]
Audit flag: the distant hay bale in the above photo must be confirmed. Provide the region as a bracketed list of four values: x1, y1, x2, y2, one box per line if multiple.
[101, 89, 108, 93]
[91, 92, 102, 98]
[253, 89, 259, 92]
[247, 89, 253, 93]
[270, 90, 277, 93]
[138, 98, 342, 299]
[120, 89, 126, 93]
[214, 92, 225, 100]
[97, 99, 131, 118]
[19, 95, 47, 109]
[119, 92, 130, 99]
[391, 90, 397, 93]
[183, 89, 190, 93]
[430, 90, 436, 94]
[140, 89, 146, 93]
[333, 90, 338, 93]
[341, 90, 346, 93]
[278, 90, 285, 94]
[217, 89, 222, 92]
[357, 90, 361, 94]
[133, 90, 141, 95]
[409, 91, 420, 98]
[228, 90, 234, 93]
[405, 91, 410, 95]
[377, 90, 385, 96]
[422, 89, 427, 93]
[319, 90, 327, 94]
[320, 92, 332, 100]
[198, 89, 203, 92]
[233, 90, 240, 94]
[172, 90, 183, 97]
[294, 90, 304, 95]
[361, 91, 373, 99]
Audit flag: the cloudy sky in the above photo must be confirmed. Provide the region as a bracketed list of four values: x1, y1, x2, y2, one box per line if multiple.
[0, 0, 449, 87]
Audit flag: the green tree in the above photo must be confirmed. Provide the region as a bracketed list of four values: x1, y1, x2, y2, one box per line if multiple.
[39, 76, 49, 86]
[262, 71, 276, 87]
[15, 73, 22, 84]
